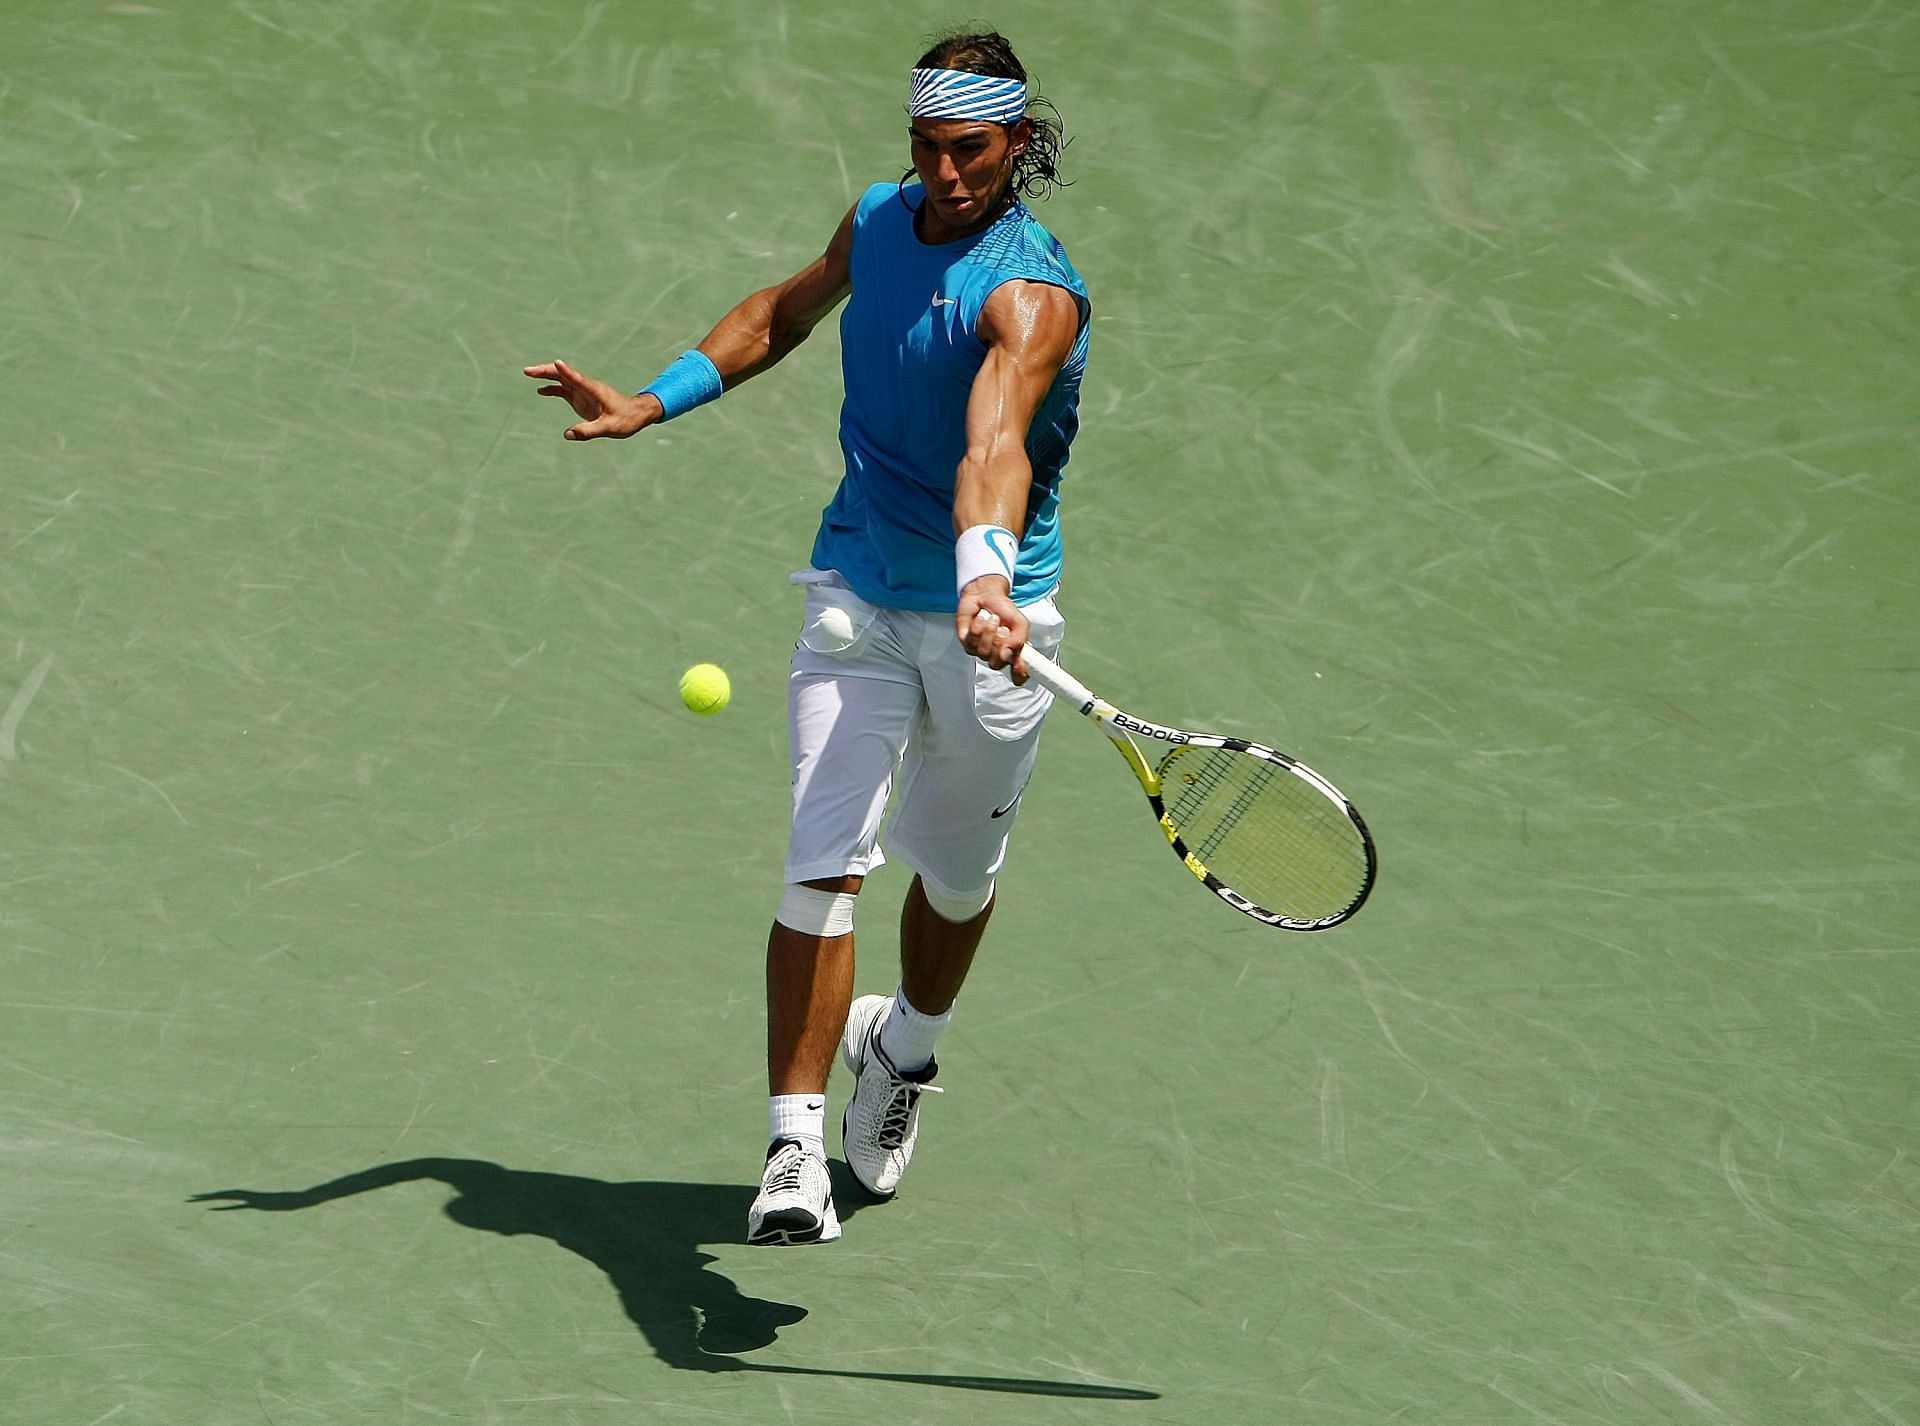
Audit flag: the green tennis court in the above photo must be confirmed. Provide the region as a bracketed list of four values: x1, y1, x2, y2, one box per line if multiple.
[4, 2, 1914, 1420]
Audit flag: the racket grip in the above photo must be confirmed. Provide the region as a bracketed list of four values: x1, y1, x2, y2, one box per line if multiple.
[1018, 646, 1097, 712]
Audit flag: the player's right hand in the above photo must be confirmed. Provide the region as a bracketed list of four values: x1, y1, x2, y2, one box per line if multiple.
[957, 578, 1031, 684]
[522, 359, 662, 440]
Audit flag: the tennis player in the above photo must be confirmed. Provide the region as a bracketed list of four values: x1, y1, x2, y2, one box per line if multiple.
[524, 31, 1089, 1245]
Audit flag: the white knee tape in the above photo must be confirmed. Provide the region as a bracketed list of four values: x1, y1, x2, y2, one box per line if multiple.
[776, 884, 858, 937]
[922, 876, 995, 924]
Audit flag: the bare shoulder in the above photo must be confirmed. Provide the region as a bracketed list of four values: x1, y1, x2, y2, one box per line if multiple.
[827, 201, 856, 256]
[781, 202, 857, 319]
[977, 280, 1080, 361]
[820, 201, 856, 278]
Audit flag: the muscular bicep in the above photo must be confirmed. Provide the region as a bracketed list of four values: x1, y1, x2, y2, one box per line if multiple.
[955, 281, 1081, 533]
[965, 283, 1079, 463]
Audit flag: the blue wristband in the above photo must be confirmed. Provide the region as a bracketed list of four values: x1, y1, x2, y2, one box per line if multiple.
[640, 349, 724, 422]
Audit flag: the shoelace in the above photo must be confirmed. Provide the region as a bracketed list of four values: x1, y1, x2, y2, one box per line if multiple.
[764, 1146, 813, 1195]
[873, 1071, 943, 1150]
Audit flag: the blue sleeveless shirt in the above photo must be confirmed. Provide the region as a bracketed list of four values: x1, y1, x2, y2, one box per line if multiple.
[810, 181, 1091, 611]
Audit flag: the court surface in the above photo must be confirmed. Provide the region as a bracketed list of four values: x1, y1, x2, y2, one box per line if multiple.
[3, 2, 1915, 1422]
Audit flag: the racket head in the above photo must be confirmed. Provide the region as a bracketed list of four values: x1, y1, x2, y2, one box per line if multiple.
[1151, 736, 1376, 930]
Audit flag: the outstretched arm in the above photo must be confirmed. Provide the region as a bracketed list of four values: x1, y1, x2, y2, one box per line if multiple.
[190, 1158, 502, 1210]
[524, 204, 855, 441]
[952, 280, 1080, 679]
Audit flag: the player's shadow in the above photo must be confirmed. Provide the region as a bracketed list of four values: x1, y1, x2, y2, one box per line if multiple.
[192, 1158, 1157, 1400]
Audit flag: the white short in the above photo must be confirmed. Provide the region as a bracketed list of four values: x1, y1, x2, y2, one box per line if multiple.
[783, 569, 1064, 897]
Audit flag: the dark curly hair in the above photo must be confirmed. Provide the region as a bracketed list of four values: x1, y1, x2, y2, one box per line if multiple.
[910, 29, 1070, 201]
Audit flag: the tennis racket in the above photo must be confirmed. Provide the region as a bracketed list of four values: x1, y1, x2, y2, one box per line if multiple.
[1020, 647, 1376, 930]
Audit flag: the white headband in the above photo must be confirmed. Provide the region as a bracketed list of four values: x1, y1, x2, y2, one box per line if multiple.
[909, 67, 1028, 124]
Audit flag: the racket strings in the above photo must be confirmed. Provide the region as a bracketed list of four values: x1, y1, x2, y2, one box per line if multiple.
[1159, 746, 1369, 919]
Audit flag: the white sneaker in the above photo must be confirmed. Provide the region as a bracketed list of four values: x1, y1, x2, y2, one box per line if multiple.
[840, 993, 942, 1197]
[747, 1139, 841, 1245]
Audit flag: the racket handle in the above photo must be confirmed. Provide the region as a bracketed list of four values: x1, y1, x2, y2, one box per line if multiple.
[1017, 646, 1098, 712]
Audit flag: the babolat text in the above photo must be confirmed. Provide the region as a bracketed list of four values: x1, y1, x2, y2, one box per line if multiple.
[1113, 713, 1189, 743]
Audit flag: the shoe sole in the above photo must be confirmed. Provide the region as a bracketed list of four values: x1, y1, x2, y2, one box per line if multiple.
[748, 1209, 842, 1246]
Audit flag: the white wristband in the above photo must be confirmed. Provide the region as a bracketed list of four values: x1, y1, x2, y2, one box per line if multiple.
[955, 524, 1019, 596]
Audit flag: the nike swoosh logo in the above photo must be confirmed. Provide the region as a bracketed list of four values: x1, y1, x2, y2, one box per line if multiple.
[984, 528, 1018, 579]
[990, 779, 1031, 819]
[931, 296, 957, 307]
[805, 1101, 823, 1112]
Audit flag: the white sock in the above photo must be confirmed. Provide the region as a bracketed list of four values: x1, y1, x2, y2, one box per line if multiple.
[877, 986, 951, 1072]
[769, 1094, 826, 1158]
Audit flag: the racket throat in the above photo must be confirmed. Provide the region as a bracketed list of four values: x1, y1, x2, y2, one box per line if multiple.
[1092, 711, 1164, 796]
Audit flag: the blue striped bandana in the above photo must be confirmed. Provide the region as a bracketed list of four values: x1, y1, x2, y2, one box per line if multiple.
[909, 67, 1028, 124]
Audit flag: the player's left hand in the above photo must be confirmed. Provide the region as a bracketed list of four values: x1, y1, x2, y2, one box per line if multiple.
[957, 578, 1030, 684]
[188, 1188, 314, 1212]
[522, 359, 660, 440]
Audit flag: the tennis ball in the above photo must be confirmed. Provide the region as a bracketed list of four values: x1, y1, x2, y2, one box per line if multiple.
[679, 663, 731, 716]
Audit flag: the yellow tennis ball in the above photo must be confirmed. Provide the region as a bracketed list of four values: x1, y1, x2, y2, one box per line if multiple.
[679, 663, 731, 716]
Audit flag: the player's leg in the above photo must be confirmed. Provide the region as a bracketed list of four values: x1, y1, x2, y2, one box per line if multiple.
[898, 872, 991, 1017]
[835, 872, 992, 1198]
[750, 578, 921, 1245]
[766, 875, 862, 1098]
[755, 874, 872, 1248]
[839, 598, 1063, 1197]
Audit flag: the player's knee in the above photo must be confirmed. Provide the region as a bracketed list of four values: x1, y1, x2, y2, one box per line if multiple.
[776, 883, 859, 937]
[920, 874, 995, 924]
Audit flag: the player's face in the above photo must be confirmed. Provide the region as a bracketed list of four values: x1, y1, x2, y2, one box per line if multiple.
[909, 118, 1029, 241]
